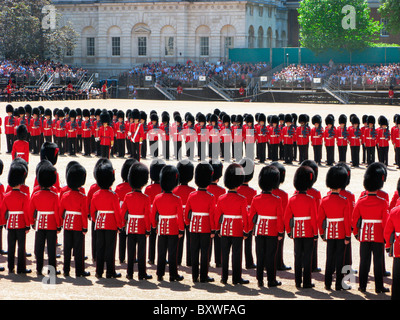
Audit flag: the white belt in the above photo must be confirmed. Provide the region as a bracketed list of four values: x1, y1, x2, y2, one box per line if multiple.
[191, 212, 209, 217]
[159, 215, 177, 219]
[255, 215, 277, 235]
[44, 128, 51, 130]
[9, 211, 24, 215]
[294, 216, 311, 221]
[338, 137, 344, 139]
[362, 219, 382, 224]
[16, 152, 25, 156]
[223, 215, 242, 219]
[313, 136, 320, 138]
[128, 214, 145, 219]
[326, 218, 344, 223]
[65, 211, 81, 216]
[36, 211, 55, 230]
[98, 211, 114, 214]
[366, 137, 373, 139]
[396, 232, 400, 237]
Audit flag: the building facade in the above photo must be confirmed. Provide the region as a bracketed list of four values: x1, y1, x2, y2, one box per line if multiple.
[53, 0, 288, 77]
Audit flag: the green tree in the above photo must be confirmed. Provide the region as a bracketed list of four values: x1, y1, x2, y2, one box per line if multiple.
[298, 0, 382, 54]
[378, 0, 400, 35]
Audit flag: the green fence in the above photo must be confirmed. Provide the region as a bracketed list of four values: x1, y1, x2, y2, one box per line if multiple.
[228, 47, 400, 67]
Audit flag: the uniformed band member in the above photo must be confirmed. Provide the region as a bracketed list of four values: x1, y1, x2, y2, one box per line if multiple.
[310, 115, 323, 165]
[121, 162, 152, 280]
[98, 112, 114, 159]
[348, 115, 362, 167]
[377, 116, 390, 166]
[363, 116, 377, 166]
[336, 114, 348, 163]
[185, 162, 216, 282]
[5, 104, 16, 154]
[267, 115, 280, 162]
[324, 114, 336, 166]
[215, 163, 250, 285]
[281, 114, 296, 164]
[318, 165, 351, 291]
[249, 165, 283, 287]
[151, 165, 185, 282]
[296, 114, 310, 164]
[353, 162, 389, 293]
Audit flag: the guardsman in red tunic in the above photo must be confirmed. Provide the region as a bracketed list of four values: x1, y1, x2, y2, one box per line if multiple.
[296, 114, 311, 163]
[0, 162, 30, 274]
[29, 161, 62, 276]
[336, 114, 349, 163]
[348, 115, 362, 167]
[51, 109, 59, 145]
[115, 159, 136, 264]
[171, 115, 184, 161]
[352, 162, 389, 293]
[148, 113, 160, 159]
[151, 165, 185, 282]
[220, 115, 232, 162]
[145, 159, 166, 264]
[363, 115, 377, 165]
[159, 113, 172, 161]
[56, 109, 67, 155]
[185, 162, 216, 283]
[128, 109, 144, 161]
[98, 112, 114, 159]
[66, 110, 78, 156]
[243, 114, 257, 160]
[237, 158, 256, 270]
[120, 162, 152, 280]
[318, 166, 351, 291]
[310, 115, 323, 165]
[324, 114, 336, 166]
[215, 163, 250, 285]
[5, 104, 16, 154]
[12, 125, 29, 164]
[284, 166, 318, 289]
[207, 114, 221, 160]
[249, 165, 284, 288]
[42, 109, 53, 143]
[81, 109, 93, 156]
[196, 114, 208, 161]
[173, 161, 195, 267]
[256, 114, 269, 163]
[140, 111, 148, 159]
[280, 114, 296, 164]
[391, 115, 400, 169]
[384, 179, 400, 300]
[267, 115, 281, 163]
[183, 114, 197, 161]
[60, 163, 89, 277]
[377, 116, 390, 166]
[30, 108, 42, 155]
[90, 161, 123, 279]
[114, 110, 127, 158]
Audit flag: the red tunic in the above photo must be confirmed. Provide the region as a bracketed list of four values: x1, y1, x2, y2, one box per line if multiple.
[215, 191, 249, 237]
[318, 193, 351, 240]
[220, 127, 233, 143]
[207, 125, 221, 144]
[207, 183, 226, 201]
[359, 189, 389, 204]
[60, 190, 88, 231]
[352, 194, 388, 243]
[296, 125, 310, 146]
[232, 125, 244, 143]
[151, 192, 185, 235]
[324, 127, 336, 147]
[159, 123, 171, 142]
[392, 126, 400, 148]
[348, 126, 362, 147]
[120, 190, 151, 234]
[248, 192, 284, 237]
[33, 173, 61, 194]
[66, 121, 79, 138]
[196, 124, 209, 143]
[237, 184, 257, 209]
[362, 127, 377, 147]
[114, 182, 132, 205]
[56, 119, 67, 138]
[144, 183, 162, 205]
[42, 118, 53, 137]
[256, 125, 269, 144]
[99, 126, 114, 146]
[243, 125, 257, 144]
[29, 189, 61, 230]
[376, 127, 390, 147]
[185, 189, 216, 233]
[81, 120, 93, 138]
[11, 140, 29, 163]
[148, 124, 161, 142]
[59, 186, 85, 199]
[272, 188, 289, 213]
[281, 125, 296, 145]
[30, 118, 42, 137]
[0, 189, 30, 229]
[173, 185, 195, 209]
[90, 189, 122, 231]
[268, 126, 281, 145]
[310, 126, 323, 146]
[128, 122, 144, 143]
[384, 206, 400, 257]
[335, 126, 349, 147]
[6, 184, 30, 198]
[5, 116, 16, 135]
[284, 192, 318, 238]
[114, 121, 127, 140]
[171, 123, 184, 142]
[390, 191, 399, 211]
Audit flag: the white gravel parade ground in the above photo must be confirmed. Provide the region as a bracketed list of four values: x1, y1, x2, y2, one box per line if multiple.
[0, 99, 398, 301]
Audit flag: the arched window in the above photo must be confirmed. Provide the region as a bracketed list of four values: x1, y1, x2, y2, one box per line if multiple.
[248, 25, 255, 48]
[257, 26, 264, 48]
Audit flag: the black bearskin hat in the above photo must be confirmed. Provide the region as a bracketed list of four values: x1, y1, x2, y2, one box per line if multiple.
[67, 163, 86, 190]
[258, 113, 267, 123]
[131, 109, 140, 120]
[117, 110, 125, 120]
[162, 113, 170, 123]
[312, 115, 322, 125]
[6, 104, 13, 113]
[57, 109, 65, 118]
[339, 114, 347, 125]
[24, 104, 32, 115]
[195, 162, 214, 189]
[210, 114, 218, 124]
[362, 115, 368, 124]
[279, 113, 285, 122]
[363, 162, 385, 192]
[176, 160, 194, 185]
[222, 114, 231, 124]
[37, 160, 57, 189]
[326, 166, 348, 190]
[100, 111, 111, 124]
[270, 161, 286, 184]
[160, 165, 179, 192]
[95, 161, 115, 190]
[270, 115, 279, 124]
[128, 162, 149, 190]
[209, 159, 223, 181]
[18, 106, 25, 116]
[245, 114, 254, 124]
[93, 158, 111, 181]
[378, 115, 388, 127]
[258, 165, 280, 192]
[40, 142, 59, 165]
[291, 113, 298, 124]
[299, 114, 308, 124]
[351, 115, 360, 125]
[367, 115, 375, 125]
[293, 166, 314, 192]
[83, 109, 90, 118]
[284, 114, 292, 123]
[301, 159, 318, 183]
[235, 114, 243, 124]
[150, 113, 159, 122]
[44, 108, 52, 117]
[76, 108, 82, 117]
[150, 159, 166, 183]
[121, 158, 138, 182]
[140, 111, 147, 122]
[198, 113, 206, 123]
[8, 161, 27, 188]
[69, 109, 77, 119]
[325, 114, 334, 126]
[224, 163, 245, 190]
[16, 125, 28, 140]
[238, 157, 254, 183]
[335, 162, 351, 187]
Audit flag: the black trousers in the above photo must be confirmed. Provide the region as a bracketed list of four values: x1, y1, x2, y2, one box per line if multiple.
[378, 146, 389, 166]
[233, 142, 243, 162]
[148, 227, 157, 264]
[174, 140, 182, 160]
[338, 145, 347, 162]
[141, 140, 147, 159]
[258, 142, 266, 163]
[293, 142, 297, 161]
[100, 145, 110, 159]
[294, 237, 314, 287]
[221, 142, 231, 163]
[31, 135, 40, 154]
[276, 235, 287, 269]
[186, 141, 195, 160]
[91, 136, 96, 154]
[362, 144, 367, 163]
[44, 135, 52, 143]
[198, 141, 206, 160]
[149, 140, 159, 158]
[313, 145, 322, 164]
[392, 258, 400, 300]
[255, 235, 278, 283]
[190, 232, 211, 281]
[245, 231, 255, 268]
[350, 146, 360, 167]
[115, 139, 125, 158]
[157, 234, 179, 278]
[77, 135, 82, 153]
[359, 241, 384, 291]
[162, 140, 170, 160]
[245, 142, 255, 160]
[34, 229, 57, 274]
[396, 147, 400, 167]
[127, 233, 147, 278]
[209, 142, 219, 160]
[91, 221, 97, 261]
[312, 238, 318, 270]
[326, 146, 335, 165]
[366, 146, 375, 165]
[177, 226, 185, 266]
[119, 229, 127, 263]
[7, 228, 26, 272]
[298, 144, 309, 163]
[132, 142, 140, 161]
[83, 137, 91, 156]
[270, 143, 279, 162]
[211, 234, 222, 266]
[6, 134, 14, 153]
[221, 236, 243, 283]
[96, 140, 101, 156]
[284, 144, 293, 164]
[325, 239, 346, 289]
[58, 136, 67, 155]
[67, 137, 77, 155]
[63, 230, 84, 276]
[279, 142, 284, 160]
[95, 229, 117, 277]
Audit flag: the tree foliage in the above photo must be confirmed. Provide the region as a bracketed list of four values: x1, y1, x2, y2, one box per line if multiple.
[298, 0, 382, 54]
[378, 0, 400, 35]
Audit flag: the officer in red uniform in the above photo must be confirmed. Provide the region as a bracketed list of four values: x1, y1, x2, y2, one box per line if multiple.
[237, 158, 256, 270]
[173, 161, 195, 267]
[171, 115, 184, 161]
[128, 109, 144, 161]
[318, 166, 351, 291]
[81, 109, 93, 156]
[296, 114, 310, 163]
[98, 112, 114, 159]
[151, 165, 185, 282]
[363, 115, 377, 166]
[145, 159, 166, 264]
[29, 108, 42, 155]
[60, 163, 90, 277]
[5, 104, 16, 154]
[336, 114, 349, 163]
[12, 125, 30, 164]
[284, 166, 318, 289]
[255, 114, 268, 163]
[183, 114, 197, 161]
[243, 114, 257, 160]
[90, 161, 123, 279]
[220, 115, 232, 162]
[353, 162, 389, 293]
[0, 162, 31, 274]
[196, 114, 208, 161]
[215, 163, 250, 285]
[56, 109, 67, 155]
[42, 109, 53, 143]
[249, 165, 284, 287]
[148, 113, 160, 159]
[281, 114, 296, 164]
[324, 114, 336, 166]
[348, 115, 362, 167]
[207, 114, 221, 160]
[310, 115, 323, 165]
[267, 115, 281, 163]
[185, 162, 216, 283]
[377, 116, 390, 166]
[66, 110, 78, 156]
[121, 162, 152, 280]
[392, 115, 400, 169]
[29, 160, 62, 276]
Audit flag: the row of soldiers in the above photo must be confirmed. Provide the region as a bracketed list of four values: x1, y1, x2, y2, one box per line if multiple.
[1, 87, 89, 103]
[4, 104, 400, 169]
[1, 139, 400, 299]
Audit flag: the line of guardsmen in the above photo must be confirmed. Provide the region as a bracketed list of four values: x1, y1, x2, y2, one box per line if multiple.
[4, 105, 400, 170]
[2, 139, 400, 300]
